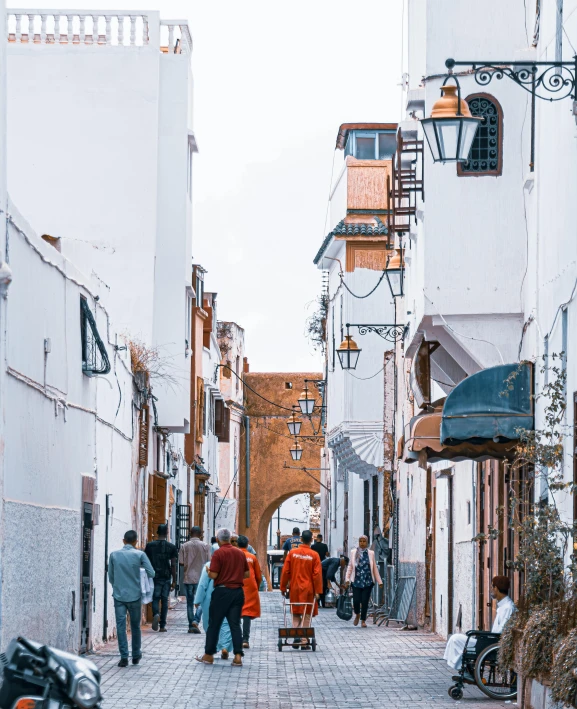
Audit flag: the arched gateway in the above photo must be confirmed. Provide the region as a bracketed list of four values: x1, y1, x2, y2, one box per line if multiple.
[238, 372, 322, 583]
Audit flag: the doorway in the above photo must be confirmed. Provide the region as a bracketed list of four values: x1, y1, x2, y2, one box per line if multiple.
[80, 476, 95, 653]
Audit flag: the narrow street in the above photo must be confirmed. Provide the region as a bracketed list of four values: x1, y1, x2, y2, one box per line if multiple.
[94, 594, 510, 709]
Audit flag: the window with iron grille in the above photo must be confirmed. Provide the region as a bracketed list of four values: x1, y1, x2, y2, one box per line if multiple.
[458, 94, 503, 176]
[80, 296, 111, 376]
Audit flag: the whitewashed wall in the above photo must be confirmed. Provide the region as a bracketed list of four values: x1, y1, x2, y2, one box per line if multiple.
[2, 203, 135, 651]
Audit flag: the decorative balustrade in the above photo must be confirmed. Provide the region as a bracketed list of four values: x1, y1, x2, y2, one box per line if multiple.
[160, 20, 192, 55]
[7, 11, 150, 46]
[6, 10, 191, 54]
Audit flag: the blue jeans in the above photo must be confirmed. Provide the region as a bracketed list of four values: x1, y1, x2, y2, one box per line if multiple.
[114, 599, 142, 659]
[184, 583, 202, 626]
[152, 578, 171, 629]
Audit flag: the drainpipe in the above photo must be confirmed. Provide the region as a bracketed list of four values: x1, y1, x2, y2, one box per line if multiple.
[244, 415, 250, 527]
[471, 461, 477, 629]
[102, 494, 111, 642]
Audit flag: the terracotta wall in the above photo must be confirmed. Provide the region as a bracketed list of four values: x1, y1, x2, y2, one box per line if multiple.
[238, 372, 323, 576]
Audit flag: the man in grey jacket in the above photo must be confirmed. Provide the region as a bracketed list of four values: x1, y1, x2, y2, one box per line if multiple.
[109, 530, 155, 667]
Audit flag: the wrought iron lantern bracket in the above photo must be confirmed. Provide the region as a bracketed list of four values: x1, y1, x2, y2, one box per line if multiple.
[445, 56, 577, 103]
[444, 56, 577, 171]
[345, 323, 407, 344]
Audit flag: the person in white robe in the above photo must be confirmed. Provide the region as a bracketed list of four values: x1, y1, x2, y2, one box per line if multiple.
[444, 575, 516, 673]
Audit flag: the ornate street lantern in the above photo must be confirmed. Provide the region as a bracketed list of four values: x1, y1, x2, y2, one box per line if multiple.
[290, 442, 303, 461]
[287, 411, 302, 436]
[298, 388, 315, 416]
[336, 335, 361, 370]
[385, 249, 404, 298]
[421, 76, 482, 163]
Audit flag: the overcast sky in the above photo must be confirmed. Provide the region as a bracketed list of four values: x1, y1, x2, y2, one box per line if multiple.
[13, 0, 404, 372]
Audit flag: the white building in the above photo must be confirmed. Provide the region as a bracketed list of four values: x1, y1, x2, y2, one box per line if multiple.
[216, 320, 246, 531]
[394, 0, 577, 637]
[0, 9, 196, 652]
[314, 123, 399, 564]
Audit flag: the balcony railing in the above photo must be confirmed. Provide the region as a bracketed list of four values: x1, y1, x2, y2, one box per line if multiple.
[6, 10, 192, 54]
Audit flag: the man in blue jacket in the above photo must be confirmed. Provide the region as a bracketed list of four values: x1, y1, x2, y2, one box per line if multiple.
[109, 530, 155, 667]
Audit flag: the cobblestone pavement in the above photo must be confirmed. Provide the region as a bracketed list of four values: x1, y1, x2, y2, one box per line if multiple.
[94, 593, 514, 708]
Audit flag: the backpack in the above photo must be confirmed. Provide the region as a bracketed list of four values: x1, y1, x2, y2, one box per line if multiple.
[336, 592, 353, 621]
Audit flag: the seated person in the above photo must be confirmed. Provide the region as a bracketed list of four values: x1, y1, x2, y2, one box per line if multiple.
[444, 575, 516, 675]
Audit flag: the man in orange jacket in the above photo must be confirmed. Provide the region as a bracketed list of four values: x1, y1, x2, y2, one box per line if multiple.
[280, 530, 322, 649]
[238, 535, 262, 649]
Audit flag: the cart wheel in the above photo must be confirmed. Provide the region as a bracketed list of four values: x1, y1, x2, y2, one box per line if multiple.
[311, 639, 317, 652]
[448, 685, 463, 701]
[278, 640, 283, 652]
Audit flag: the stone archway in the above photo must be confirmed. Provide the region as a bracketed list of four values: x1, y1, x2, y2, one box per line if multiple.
[238, 372, 322, 579]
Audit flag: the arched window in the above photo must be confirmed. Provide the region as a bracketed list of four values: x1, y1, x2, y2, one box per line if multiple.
[457, 94, 503, 176]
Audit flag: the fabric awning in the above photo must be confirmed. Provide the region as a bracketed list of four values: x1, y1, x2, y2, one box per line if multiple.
[403, 396, 520, 465]
[440, 362, 533, 446]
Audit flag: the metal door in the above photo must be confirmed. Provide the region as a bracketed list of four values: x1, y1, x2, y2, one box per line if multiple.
[80, 501, 94, 653]
[176, 504, 191, 592]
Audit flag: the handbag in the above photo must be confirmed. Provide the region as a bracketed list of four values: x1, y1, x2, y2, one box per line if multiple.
[140, 568, 154, 604]
[336, 592, 353, 621]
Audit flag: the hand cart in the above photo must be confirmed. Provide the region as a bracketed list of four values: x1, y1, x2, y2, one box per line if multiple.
[278, 596, 317, 651]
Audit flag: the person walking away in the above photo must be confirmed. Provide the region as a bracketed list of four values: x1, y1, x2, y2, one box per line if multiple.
[282, 527, 302, 560]
[195, 528, 249, 668]
[280, 530, 322, 649]
[210, 536, 219, 554]
[345, 535, 383, 627]
[311, 534, 329, 561]
[320, 555, 348, 608]
[144, 524, 177, 633]
[194, 561, 233, 659]
[178, 525, 210, 634]
[238, 535, 262, 648]
[444, 576, 515, 678]
[108, 530, 155, 667]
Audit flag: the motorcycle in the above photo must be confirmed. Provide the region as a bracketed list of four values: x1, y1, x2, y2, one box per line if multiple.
[0, 636, 102, 709]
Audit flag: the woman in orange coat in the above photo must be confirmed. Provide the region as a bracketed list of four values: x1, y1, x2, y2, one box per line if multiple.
[238, 535, 262, 649]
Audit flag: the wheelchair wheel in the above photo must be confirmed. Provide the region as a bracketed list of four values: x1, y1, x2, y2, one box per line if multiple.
[448, 685, 463, 701]
[473, 643, 517, 700]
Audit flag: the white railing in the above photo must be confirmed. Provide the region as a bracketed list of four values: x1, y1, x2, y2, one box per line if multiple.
[160, 19, 192, 55]
[7, 10, 150, 46]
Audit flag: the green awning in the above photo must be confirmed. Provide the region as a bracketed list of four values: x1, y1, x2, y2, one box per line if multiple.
[440, 362, 533, 446]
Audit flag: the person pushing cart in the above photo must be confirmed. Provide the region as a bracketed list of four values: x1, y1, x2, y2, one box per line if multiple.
[280, 530, 322, 650]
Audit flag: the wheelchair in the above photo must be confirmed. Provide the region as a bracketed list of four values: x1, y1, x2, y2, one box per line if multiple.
[448, 630, 517, 701]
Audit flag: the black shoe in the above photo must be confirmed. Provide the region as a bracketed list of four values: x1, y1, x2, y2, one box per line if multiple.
[159, 627, 167, 633]
[118, 658, 128, 668]
[463, 671, 475, 683]
[152, 614, 160, 631]
[132, 656, 141, 665]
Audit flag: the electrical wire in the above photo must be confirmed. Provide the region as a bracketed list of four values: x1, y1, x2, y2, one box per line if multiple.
[345, 366, 385, 381]
[339, 269, 389, 300]
[217, 363, 297, 413]
[519, 92, 530, 309]
[255, 418, 323, 447]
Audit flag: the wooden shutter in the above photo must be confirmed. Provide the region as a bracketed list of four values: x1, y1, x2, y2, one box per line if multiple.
[214, 399, 224, 439]
[222, 406, 230, 443]
[214, 400, 230, 442]
[139, 405, 149, 467]
[196, 378, 204, 443]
